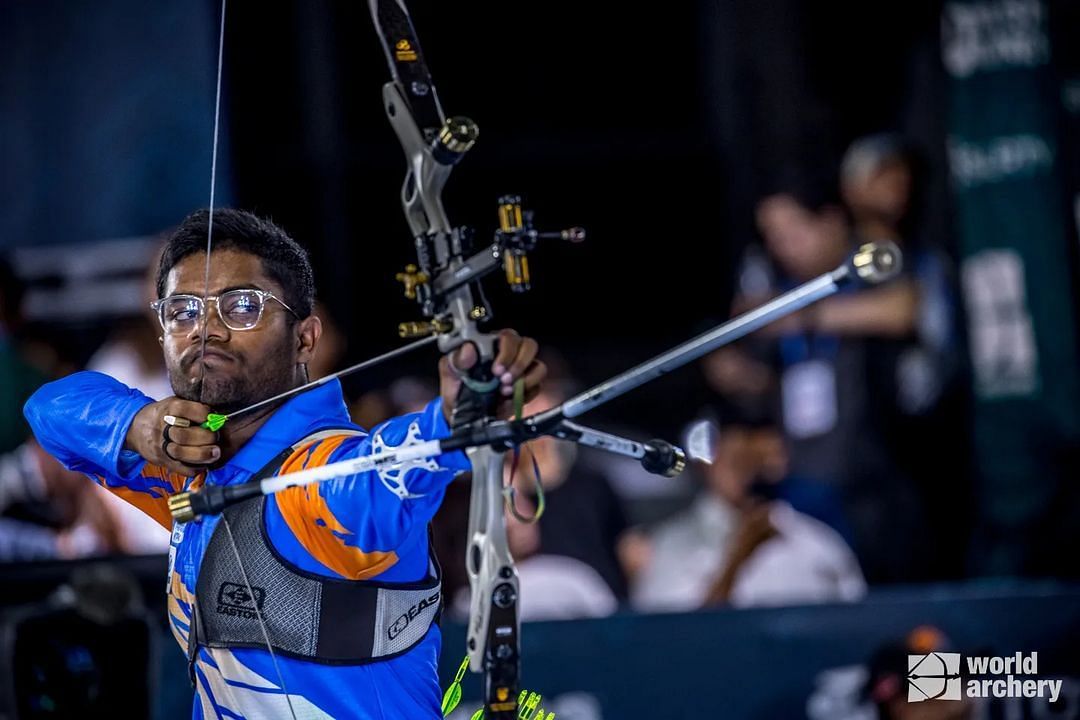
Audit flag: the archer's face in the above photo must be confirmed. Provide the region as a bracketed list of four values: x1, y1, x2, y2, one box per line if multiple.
[159, 249, 310, 414]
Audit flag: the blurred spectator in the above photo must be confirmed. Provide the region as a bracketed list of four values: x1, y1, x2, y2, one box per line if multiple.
[440, 356, 632, 620]
[506, 372, 633, 600]
[753, 168, 920, 340]
[0, 440, 123, 561]
[350, 389, 395, 431]
[841, 133, 919, 247]
[452, 490, 617, 622]
[702, 168, 932, 583]
[85, 241, 171, 400]
[841, 135, 969, 580]
[0, 258, 48, 455]
[840, 134, 960, 416]
[87, 319, 172, 401]
[350, 376, 435, 429]
[430, 477, 472, 613]
[865, 626, 974, 719]
[631, 412, 865, 612]
[84, 251, 173, 553]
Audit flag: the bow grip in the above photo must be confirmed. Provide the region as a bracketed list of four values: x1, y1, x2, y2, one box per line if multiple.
[450, 356, 501, 429]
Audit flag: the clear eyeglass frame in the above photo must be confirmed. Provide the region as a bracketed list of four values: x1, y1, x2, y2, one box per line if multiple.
[150, 288, 299, 333]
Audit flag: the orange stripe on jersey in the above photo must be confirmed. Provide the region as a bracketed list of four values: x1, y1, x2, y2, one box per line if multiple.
[273, 436, 398, 580]
[303, 436, 342, 470]
[105, 484, 175, 529]
[139, 464, 203, 492]
[95, 468, 203, 530]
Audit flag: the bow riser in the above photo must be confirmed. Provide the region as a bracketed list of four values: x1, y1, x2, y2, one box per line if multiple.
[466, 448, 520, 683]
[371, 1, 520, 714]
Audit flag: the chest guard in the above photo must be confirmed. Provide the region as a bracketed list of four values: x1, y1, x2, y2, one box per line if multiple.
[189, 429, 442, 665]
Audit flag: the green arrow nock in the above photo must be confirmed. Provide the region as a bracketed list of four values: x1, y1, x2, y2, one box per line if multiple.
[201, 413, 228, 432]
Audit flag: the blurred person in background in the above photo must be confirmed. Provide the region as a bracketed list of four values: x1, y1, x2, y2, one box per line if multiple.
[451, 489, 618, 622]
[0, 439, 123, 560]
[841, 134, 969, 579]
[86, 238, 172, 400]
[86, 245, 175, 553]
[0, 260, 124, 562]
[0, 258, 48, 455]
[841, 133, 919, 249]
[631, 406, 864, 612]
[2, 563, 157, 718]
[702, 168, 931, 584]
[864, 626, 974, 720]
[753, 166, 920, 340]
[840, 134, 960, 417]
[503, 359, 634, 601]
[349, 376, 437, 438]
[88, 317, 173, 400]
[443, 355, 632, 619]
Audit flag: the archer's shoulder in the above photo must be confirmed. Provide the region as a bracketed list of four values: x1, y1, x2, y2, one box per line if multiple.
[279, 428, 368, 473]
[25, 371, 153, 423]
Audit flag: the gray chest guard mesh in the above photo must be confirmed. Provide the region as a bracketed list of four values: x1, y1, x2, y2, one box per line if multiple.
[192, 430, 442, 665]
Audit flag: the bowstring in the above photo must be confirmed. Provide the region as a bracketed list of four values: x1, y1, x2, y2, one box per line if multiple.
[197, 0, 226, 396]
[198, 2, 297, 717]
[222, 515, 299, 719]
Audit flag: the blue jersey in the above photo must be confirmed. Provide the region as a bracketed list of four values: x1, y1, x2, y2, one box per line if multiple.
[24, 372, 469, 719]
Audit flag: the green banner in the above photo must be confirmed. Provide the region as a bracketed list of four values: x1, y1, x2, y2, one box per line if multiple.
[943, 0, 1080, 574]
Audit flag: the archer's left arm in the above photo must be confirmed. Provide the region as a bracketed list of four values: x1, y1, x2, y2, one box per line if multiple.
[266, 330, 544, 580]
[266, 397, 469, 580]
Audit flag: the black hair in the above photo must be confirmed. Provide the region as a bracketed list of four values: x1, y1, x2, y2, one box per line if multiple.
[155, 208, 315, 318]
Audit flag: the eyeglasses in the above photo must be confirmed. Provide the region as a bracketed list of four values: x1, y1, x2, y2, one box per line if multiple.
[151, 289, 299, 334]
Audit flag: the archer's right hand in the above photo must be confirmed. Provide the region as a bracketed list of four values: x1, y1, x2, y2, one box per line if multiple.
[125, 398, 221, 477]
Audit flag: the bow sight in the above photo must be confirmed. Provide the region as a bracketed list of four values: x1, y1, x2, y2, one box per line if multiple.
[396, 194, 586, 340]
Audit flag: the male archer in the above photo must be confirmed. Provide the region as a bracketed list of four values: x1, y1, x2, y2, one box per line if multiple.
[24, 208, 546, 719]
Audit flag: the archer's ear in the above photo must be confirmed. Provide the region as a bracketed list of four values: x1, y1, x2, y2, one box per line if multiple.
[296, 315, 322, 365]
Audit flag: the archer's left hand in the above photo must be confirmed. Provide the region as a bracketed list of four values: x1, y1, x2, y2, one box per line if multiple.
[439, 328, 546, 422]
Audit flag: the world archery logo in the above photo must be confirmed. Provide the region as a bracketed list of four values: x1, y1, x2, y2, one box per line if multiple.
[908, 652, 963, 701]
